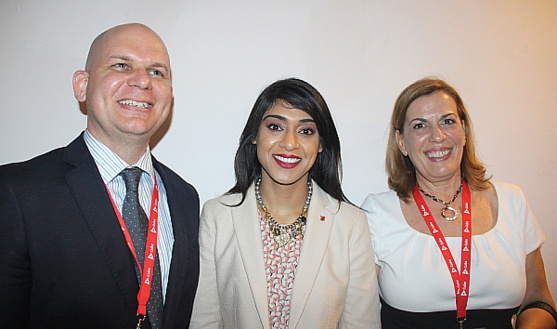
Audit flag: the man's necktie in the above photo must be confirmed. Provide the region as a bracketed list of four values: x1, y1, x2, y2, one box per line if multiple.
[121, 167, 164, 329]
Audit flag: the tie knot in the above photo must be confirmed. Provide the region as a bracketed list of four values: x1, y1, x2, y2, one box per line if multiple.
[120, 167, 143, 192]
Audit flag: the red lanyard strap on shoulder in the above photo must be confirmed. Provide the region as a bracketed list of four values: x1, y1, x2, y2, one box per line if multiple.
[106, 175, 160, 317]
[412, 180, 472, 323]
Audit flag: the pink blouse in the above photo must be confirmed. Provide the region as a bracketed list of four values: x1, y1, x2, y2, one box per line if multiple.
[260, 212, 305, 328]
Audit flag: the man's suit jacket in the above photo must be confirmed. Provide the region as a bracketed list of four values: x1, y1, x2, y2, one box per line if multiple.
[0, 134, 200, 329]
[190, 182, 381, 329]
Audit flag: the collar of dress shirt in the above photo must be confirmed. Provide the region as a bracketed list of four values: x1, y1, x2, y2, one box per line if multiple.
[83, 129, 155, 185]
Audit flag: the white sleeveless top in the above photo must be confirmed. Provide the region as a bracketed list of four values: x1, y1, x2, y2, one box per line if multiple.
[362, 181, 545, 312]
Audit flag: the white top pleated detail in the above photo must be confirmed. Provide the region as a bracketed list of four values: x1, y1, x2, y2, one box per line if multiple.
[362, 181, 545, 312]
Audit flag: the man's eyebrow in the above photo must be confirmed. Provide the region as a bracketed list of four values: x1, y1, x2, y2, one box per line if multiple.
[150, 62, 170, 72]
[108, 55, 132, 62]
[107, 55, 169, 69]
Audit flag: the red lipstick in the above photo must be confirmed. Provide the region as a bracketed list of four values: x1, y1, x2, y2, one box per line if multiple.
[273, 154, 301, 169]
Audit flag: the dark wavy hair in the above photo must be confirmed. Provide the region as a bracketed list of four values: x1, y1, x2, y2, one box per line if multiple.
[386, 77, 490, 201]
[227, 78, 348, 205]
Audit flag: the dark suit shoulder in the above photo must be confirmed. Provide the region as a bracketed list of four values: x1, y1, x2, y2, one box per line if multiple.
[152, 158, 199, 200]
[0, 134, 89, 183]
[0, 147, 67, 183]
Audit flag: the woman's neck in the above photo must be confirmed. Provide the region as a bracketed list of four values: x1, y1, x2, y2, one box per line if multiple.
[258, 176, 311, 224]
[416, 174, 462, 201]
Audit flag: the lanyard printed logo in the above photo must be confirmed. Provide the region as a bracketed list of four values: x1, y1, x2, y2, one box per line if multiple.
[106, 176, 160, 322]
[412, 180, 472, 325]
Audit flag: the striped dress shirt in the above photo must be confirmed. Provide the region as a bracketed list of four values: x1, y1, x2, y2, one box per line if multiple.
[83, 129, 174, 301]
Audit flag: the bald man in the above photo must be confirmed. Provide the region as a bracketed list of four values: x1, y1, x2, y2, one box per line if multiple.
[0, 23, 199, 329]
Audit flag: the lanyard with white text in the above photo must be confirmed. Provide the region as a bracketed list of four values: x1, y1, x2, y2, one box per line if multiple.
[412, 180, 471, 327]
[106, 175, 160, 326]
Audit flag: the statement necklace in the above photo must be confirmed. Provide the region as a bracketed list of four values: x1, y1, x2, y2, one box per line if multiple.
[255, 177, 312, 247]
[418, 182, 463, 221]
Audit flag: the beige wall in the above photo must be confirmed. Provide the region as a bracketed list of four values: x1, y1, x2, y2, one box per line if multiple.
[1, 0, 556, 296]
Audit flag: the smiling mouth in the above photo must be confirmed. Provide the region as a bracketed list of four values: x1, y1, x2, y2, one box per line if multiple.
[118, 99, 152, 109]
[273, 154, 301, 164]
[426, 149, 451, 158]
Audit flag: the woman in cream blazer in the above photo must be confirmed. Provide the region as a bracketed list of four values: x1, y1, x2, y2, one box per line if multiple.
[190, 78, 380, 328]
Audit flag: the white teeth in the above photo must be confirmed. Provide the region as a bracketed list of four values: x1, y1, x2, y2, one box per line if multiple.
[427, 149, 451, 158]
[118, 100, 151, 108]
[274, 155, 301, 163]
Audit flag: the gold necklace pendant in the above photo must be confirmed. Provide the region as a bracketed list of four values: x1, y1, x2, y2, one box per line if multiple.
[419, 181, 463, 221]
[441, 205, 459, 221]
[274, 233, 291, 247]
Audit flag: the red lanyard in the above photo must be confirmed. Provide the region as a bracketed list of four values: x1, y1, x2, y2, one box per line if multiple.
[106, 174, 160, 317]
[412, 180, 471, 324]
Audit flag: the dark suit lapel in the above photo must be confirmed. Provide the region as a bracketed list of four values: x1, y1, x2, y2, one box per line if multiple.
[63, 135, 139, 307]
[153, 159, 196, 329]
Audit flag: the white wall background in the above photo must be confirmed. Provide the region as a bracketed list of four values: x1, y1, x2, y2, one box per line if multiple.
[1, 1, 556, 296]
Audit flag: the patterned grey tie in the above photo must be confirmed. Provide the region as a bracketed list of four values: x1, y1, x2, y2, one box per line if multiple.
[120, 167, 164, 329]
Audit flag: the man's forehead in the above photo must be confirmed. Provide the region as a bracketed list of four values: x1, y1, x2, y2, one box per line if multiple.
[86, 24, 170, 69]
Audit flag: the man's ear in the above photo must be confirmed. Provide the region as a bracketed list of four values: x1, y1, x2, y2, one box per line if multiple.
[72, 70, 89, 102]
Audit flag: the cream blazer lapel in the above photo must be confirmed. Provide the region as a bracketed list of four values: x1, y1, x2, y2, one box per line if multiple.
[229, 185, 270, 328]
[288, 183, 336, 328]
